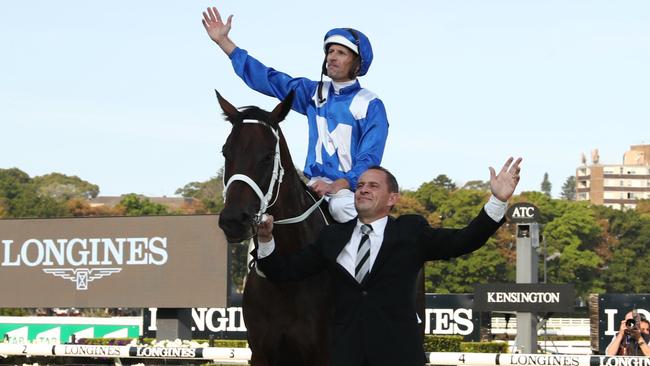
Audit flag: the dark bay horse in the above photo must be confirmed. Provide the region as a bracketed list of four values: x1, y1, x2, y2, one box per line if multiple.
[216, 91, 332, 366]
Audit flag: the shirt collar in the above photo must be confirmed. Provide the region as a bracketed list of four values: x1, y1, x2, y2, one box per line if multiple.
[356, 216, 388, 238]
[332, 79, 359, 95]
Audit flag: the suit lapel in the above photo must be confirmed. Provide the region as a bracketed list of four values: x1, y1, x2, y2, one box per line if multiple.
[324, 218, 372, 286]
[364, 216, 398, 284]
[322, 218, 356, 261]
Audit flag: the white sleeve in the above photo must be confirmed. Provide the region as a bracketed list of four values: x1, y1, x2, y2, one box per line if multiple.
[483, 195, 507, 222]
[257, 238, 276, 258]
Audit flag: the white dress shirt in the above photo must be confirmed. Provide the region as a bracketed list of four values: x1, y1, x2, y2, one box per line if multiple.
[337, 216, 388, 277]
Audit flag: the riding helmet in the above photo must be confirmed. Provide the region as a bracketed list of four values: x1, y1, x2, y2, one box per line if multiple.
[322, 28, 373, 76]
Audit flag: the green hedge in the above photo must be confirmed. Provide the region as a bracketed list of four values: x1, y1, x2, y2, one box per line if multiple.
[424, 335, 462, 352]
[461, 341, 507, 353]
[424, 335, 506, 353]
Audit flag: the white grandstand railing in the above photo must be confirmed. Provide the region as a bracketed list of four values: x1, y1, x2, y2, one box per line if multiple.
[491, 317, 590, 336]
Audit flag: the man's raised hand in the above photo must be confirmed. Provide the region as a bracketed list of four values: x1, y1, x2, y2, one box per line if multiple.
[489, 157, 522, 202]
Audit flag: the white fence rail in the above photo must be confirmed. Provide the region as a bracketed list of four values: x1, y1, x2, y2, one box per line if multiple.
[426, 352, 650, 366]
[5, 345, 649, 366]
[0, 343, 251, 364]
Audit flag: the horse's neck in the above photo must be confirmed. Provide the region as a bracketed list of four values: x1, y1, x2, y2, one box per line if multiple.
[268, 134, 329, 252]
[272, 131, 316, 217]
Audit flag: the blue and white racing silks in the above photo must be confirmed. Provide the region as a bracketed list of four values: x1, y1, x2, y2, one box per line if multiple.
[229, 47, 389, 191]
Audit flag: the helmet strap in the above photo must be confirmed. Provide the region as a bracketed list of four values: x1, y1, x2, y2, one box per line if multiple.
[318, 57, 327, 103]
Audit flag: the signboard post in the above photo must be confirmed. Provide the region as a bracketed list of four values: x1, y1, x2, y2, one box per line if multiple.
[507, 203, 541, 353]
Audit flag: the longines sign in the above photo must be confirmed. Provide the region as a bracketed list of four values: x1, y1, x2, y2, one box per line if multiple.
[0, 215, 228, 307]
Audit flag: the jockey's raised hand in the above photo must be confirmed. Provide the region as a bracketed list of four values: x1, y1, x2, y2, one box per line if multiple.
[202, 6, 236, 55]
[489, 157, 522, 202]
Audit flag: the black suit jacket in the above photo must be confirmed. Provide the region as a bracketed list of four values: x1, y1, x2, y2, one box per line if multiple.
[258, 208, 504, 366]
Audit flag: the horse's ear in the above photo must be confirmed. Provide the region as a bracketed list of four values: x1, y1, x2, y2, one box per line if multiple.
[215, 90, 239, 122]
[271, 91, 295, 123]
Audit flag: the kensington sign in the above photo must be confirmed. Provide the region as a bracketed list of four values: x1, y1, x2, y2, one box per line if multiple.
[473, 283, 575, 312]
[0, 215, 228, 308]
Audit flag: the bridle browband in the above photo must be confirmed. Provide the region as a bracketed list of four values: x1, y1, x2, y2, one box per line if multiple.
[222, 119, 327, 226]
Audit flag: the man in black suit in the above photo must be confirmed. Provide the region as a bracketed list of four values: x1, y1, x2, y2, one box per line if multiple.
[256, 157, 522, 366]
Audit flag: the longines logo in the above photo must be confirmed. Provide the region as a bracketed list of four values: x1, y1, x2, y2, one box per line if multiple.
[43, 268, 122, 290]
[1, 237, 168, 290]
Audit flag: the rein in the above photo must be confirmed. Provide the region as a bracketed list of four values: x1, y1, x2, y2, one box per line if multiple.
[222, 119, 328, 226]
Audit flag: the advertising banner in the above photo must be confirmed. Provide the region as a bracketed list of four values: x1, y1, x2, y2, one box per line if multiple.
[143, 294, 482, 341]
[594, 294, 650, 354]
[0, 215, 228, 307]
[0, 316, 140, 344]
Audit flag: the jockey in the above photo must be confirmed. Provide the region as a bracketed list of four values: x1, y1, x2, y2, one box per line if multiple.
[202, 7, 389, 223]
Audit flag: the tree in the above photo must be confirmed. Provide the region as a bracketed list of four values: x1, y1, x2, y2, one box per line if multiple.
[67, 198, 120, 217]
[175, 168, 224, 213]
[636, 199, 650, 220]
[543, 205, 605, 297]
[116, 194, 170, 216]
[601, 210, 650, 293]
[432, 174, 457, 191]
[393, 194, 428, 217]
[424, 240, 512, 293]
[435, 189, 489, 227]
[462, 180, 490, 191]
[32, 173, 99, 200]
[541, 172, 552, 197]
[0, 168, 67, 218]
[560, 176, 576, 201]
[408, 175, 456, 213]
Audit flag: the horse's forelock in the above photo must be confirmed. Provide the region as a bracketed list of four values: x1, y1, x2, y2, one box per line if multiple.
[237, 106, 279, 129]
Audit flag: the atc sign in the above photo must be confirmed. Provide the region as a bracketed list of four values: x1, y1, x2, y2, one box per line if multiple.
[506, 202, 540, 223]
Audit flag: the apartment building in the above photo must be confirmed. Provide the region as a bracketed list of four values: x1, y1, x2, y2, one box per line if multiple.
[576, 144, 650, 209]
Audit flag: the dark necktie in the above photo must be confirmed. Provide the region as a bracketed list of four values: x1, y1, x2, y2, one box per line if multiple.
[355, 224, 373, 283]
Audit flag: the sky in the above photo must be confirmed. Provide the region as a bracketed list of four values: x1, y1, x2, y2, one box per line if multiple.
[1, 1, 649, 198]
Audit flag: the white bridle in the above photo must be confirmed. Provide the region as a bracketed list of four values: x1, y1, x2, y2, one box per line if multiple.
[223, 119, 284, 224]
[222, 119, 327, 226]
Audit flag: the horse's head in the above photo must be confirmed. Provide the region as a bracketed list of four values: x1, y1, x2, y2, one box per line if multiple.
[216, 91, 294, 243]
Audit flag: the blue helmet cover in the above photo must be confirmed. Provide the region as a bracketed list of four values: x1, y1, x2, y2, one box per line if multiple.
[323, 28, 373, 76]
